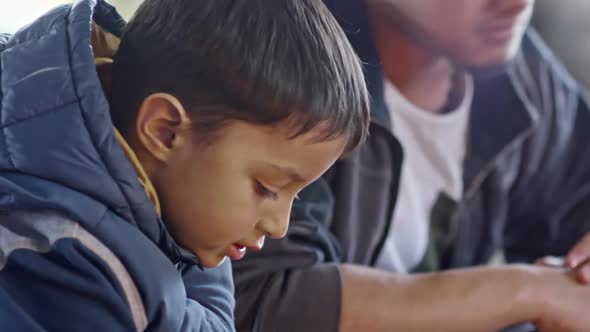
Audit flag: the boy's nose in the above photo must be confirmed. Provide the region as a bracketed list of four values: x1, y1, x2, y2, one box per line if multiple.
[259, 216, 289, 240]
[258, 203, 291, 239]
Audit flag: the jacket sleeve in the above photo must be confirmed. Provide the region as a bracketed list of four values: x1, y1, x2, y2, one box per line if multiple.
[233, 177, 344, 332]
[0, 237, 141, 332]
[0, 33, 10, 50]
[0, 212, 236, 332]
[504, 30, 590, 262]
[180, 259, 236, 332]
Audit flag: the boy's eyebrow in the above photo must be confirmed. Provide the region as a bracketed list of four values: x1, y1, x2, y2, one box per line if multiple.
[267, 163, 305, 182]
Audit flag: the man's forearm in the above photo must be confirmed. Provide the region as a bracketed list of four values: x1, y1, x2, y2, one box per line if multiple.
[339, 264, 536, 332]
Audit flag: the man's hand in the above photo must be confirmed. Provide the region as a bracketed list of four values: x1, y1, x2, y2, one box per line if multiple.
[536, 233, 590, 284]
[566, 233, 590, 283]
[528, 265, 590, 332]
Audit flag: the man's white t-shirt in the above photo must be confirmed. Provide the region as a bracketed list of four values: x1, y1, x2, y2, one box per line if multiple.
[375, 75, 474, 273]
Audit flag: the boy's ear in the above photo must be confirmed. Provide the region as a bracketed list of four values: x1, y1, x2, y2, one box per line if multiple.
[135, 93, 191, 162]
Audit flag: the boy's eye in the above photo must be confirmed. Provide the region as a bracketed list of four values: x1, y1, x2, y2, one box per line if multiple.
[255, 181, 279, 200]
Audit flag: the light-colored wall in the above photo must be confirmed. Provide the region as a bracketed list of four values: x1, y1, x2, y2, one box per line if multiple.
[532, 0, 590, 89]
[3, 0, 588, 90]
[0, 0, 143, 33]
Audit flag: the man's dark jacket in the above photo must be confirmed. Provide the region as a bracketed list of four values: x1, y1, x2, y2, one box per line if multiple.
[233, 1, 590, 331]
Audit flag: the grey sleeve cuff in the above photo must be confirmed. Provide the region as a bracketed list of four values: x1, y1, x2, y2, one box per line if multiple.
[236, 263, 342, 332]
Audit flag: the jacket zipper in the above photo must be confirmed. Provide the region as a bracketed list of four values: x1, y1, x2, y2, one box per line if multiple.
[454, 66, 539, 265]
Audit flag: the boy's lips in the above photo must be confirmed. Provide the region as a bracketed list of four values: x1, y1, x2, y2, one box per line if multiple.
[228, 244, 247, 261]
[228, 239, 265, 261]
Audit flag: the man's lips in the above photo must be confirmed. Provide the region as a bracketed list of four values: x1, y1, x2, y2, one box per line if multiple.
[481, 20, 519, 44]
[481, 4, 531, 45]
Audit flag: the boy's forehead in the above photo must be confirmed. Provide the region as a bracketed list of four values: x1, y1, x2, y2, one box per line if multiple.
[228, 119, 346, 152]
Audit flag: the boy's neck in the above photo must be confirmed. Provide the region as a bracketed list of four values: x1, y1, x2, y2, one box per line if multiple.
[368, 13, 465, 114]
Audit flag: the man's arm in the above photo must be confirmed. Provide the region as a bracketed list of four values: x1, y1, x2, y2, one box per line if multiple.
[340, 264, 538, 332]
[339, 262, 590, 332]
[234, 173, 590, 332]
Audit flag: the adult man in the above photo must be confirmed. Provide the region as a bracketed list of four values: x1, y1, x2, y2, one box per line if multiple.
[234, 0, 590, 331]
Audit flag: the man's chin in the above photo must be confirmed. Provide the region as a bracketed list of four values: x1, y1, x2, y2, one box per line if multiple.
[464, 51, 514, 68]
[461, 37, 523, 69]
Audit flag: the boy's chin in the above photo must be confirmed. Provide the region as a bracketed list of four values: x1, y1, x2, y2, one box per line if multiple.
[197, 252, 227, 269]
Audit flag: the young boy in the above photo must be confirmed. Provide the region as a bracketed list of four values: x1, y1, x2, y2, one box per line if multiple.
[0, 0, 369, 331]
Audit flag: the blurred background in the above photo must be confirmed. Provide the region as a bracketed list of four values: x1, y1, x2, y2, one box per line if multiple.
[1, 0, 589, 88]
[532, 0, 590, 89]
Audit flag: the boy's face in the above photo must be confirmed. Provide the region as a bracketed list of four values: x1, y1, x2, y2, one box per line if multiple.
[366, 0, 535, 67]
[138, 99, 348, 268]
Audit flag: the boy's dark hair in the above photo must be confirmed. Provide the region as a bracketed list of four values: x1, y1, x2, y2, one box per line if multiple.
[110, 0, 369, 152]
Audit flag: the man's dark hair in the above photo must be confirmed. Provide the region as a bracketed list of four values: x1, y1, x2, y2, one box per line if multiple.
[109, 0, 369, 151]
